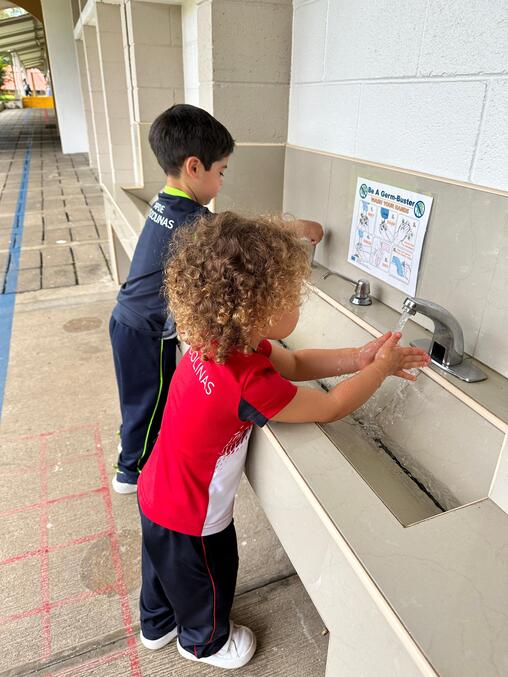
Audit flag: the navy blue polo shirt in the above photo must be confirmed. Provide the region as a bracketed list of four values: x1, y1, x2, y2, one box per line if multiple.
[112, 188, 209, 337]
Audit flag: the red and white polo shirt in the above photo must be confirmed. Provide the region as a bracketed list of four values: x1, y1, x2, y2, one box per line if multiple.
[138, 340, 297, 536]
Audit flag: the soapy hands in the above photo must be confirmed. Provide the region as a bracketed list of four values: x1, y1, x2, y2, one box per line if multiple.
[357, 331, 430, 381]
[356, 333, 392, 370]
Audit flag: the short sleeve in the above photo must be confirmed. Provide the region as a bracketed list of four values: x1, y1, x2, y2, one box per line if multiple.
[239, 357, 297, 427]
[255, 339, 272, 357]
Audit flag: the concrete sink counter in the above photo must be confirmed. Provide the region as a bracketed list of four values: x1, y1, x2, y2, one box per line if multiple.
[104, 184, 508, 674]
[246, 266, 508, 676]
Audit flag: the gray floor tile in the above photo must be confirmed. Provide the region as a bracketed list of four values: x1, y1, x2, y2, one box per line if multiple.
[42, 264, 76, 288]
[16, 267, 41, 292]
[42, 246, 73, 267]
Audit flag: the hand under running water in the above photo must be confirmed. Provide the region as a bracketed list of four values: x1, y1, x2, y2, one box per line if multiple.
[356, 332, 393, 370]
[356, 331, 429, 378]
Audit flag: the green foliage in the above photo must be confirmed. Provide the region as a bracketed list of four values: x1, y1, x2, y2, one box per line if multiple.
[0, 54, 11, 89]
[0, 8, 27, 19]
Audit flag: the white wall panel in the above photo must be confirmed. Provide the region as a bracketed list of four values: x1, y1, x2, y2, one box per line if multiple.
[291, 0, 327, 83]
[419, 0, 508, 76]
[288, 83, 360, 156]
[288, 0, 508, 190]
[325, 0, 427, 81]
[356, 81, 486, 180]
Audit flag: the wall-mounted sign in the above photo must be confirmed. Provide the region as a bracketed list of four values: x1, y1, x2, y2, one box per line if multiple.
[348, 178, 433, 296]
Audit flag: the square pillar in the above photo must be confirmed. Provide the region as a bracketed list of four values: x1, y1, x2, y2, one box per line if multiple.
[124, 0, 184, 201]
[82, 24, 114, 186]
[75, 37, 97, 169]
[96, 3, 137, 187]
[196, 0, 292, 214]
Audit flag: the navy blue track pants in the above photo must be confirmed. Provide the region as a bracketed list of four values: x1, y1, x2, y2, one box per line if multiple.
[139, 507, 238, 658]
[109, 316, 177, 483]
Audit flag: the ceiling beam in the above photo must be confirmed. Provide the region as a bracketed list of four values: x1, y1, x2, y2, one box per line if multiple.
[0, 39, 42, 49]
[0, 27, 41, 39]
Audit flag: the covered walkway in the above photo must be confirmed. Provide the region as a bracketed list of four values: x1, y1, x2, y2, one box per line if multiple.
[0, 109, 327, 675]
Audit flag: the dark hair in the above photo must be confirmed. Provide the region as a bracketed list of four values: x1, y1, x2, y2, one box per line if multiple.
[148, 104, 235, 176]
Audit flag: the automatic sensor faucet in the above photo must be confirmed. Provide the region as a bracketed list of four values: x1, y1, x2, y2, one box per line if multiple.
[402, 298, 463, 367]
[402, 297, 487, 383]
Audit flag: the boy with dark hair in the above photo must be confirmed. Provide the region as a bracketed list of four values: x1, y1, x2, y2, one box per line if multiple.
[110, 104, 234, 493]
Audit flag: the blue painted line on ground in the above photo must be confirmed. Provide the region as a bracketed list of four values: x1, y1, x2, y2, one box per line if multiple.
[0, 111, 33, 420]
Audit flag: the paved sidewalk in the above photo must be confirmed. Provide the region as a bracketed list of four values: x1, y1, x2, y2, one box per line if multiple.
[0, 108, 111, 293]
[0, 109, 328, 676]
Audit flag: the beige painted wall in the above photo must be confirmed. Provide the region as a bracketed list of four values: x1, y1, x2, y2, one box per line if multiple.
[283, 146, 508, 378]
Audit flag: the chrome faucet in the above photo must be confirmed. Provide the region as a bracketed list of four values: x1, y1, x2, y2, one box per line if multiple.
[402, 298, 463, 366]
[402, 297, 487, 382]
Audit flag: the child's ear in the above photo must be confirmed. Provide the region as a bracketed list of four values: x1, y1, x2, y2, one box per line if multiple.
[184, 156, 201, 178]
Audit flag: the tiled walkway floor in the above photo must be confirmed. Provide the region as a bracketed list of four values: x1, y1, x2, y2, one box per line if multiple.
[0, 108, 112, 293]
[0, 109, 328, 676]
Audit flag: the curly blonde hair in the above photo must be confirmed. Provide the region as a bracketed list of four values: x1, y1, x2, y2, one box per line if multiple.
[164, 211, 310, 363]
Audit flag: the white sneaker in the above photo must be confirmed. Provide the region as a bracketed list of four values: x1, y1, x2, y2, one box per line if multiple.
[111, 474, 137, 494]
[177, 622, 256, 669]
[140, 626, 177, 650]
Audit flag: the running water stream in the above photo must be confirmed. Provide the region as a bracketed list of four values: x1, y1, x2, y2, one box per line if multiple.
[395, 308, 412, 333]
[394, 308, 422, 379]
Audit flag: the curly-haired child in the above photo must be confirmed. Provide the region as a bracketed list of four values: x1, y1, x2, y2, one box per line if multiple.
[136, 212, 430, 669]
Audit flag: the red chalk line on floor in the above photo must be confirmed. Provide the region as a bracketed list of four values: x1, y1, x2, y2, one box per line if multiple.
[0, 424, 141, 676]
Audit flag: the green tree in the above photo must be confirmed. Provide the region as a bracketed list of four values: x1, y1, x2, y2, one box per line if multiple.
[0, 9, 27, 20]
[0, 55, 9, 89]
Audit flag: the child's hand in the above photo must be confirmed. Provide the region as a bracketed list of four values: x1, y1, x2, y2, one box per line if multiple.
[372, 332, 430, 381]
[356, 332, 392, 370]
[296, 219, 324, 245]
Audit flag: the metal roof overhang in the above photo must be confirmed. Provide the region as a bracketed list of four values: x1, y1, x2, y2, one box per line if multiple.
[0, 11, 46, 69]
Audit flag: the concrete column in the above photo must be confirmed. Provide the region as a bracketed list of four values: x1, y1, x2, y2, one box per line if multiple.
[96, 3, 136, 187]
[124, 0, 184, 201]
[10, 51, 24, 98]
[40, 0, 89, 154]
[82, 24, 113, 186]
[70, 0, 80, 25]
[197, 0, 292, 214]
[182, 0, 199, 106]
[75, 37, 97, 169]
[195, 0, 213, 112]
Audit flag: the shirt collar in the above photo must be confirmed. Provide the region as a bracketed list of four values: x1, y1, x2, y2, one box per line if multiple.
[163, 185, 194, 200]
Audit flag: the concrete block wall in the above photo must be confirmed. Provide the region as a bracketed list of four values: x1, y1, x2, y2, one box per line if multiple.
[199, 0, 292, 215]
[209, 0, 291, 143]
[126, 1, 184, 122]
[96, 3, 137, 187]
[124, 0, 184, 200]
[73, 0, 292, 212]
[75, 38, 97, 169]
[81, 24, 113, 185]
[74, 1, 185, 200]
[289, 0, 508, 192]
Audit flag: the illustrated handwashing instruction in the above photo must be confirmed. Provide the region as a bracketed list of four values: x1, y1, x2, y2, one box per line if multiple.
[348, 178, 433, 296]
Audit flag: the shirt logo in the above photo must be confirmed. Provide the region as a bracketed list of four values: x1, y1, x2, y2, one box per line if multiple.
[150, 201, 175, 230]
[188, 350, 215, 395]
